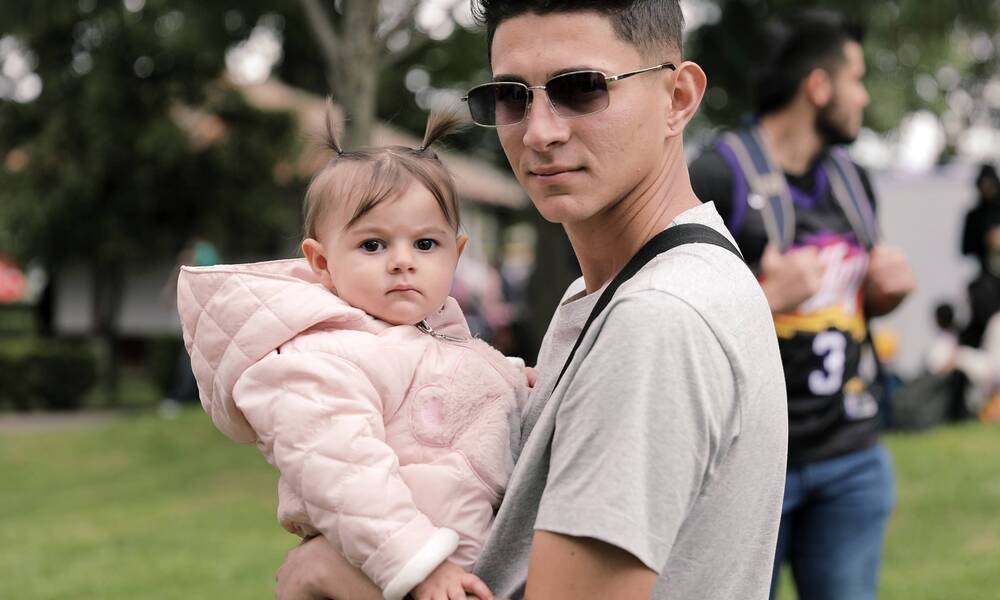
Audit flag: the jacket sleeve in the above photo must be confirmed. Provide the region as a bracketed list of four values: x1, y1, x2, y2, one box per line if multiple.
[234, 351, 458, 600]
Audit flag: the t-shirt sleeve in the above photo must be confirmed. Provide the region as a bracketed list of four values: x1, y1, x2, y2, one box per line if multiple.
[534, 289, 737, 572]
[689, 148, 737, 224]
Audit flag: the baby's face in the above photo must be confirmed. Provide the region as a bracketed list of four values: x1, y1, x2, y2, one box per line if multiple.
[310, 183, 466, 325]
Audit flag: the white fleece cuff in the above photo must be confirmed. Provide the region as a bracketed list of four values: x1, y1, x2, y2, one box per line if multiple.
[381, 528, 460, 600]
[506, 356, 526, 371]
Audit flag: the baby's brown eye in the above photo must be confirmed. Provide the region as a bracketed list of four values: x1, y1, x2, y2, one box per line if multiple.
[415, 239, 437, 251]
[361, 240, 384, 252]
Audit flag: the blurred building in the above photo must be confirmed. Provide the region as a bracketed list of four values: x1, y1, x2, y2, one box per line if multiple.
[52, 79, 528, 337]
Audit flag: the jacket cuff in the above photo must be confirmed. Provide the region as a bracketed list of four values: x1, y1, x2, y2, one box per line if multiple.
[380, 528, 459, 600]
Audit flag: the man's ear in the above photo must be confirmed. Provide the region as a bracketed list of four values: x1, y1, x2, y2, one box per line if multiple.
[301, 238, 335, 289]
[456, 233, 469, 258]
[665, 60, 707, 137]
[804, 68, 833, 108]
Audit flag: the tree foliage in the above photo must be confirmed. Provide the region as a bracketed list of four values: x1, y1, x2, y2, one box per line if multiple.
[0, 0, 301, 267]
[688, 0, 1000, 136]
[0, 0, 303, 399]
[271, 0, 498, 155]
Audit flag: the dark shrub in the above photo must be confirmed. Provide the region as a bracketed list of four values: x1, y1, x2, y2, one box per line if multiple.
[0, 303, 35, 337]
[0, 338, 97, 411]
[146, 335, 184, 396]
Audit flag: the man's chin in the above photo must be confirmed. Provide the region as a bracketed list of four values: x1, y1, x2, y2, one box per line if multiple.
[816, 108, 860, 147]
[531, 196, 584, 225]
[818, 123, 856, 146]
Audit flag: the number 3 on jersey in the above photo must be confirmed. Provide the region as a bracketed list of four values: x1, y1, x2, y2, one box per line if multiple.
[808, 330, 846, 396]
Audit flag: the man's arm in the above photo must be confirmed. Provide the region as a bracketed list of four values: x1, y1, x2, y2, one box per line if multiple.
[863, 244, 915, 317]
[524, 532, 657, 600]
[852, 166, 915, 316]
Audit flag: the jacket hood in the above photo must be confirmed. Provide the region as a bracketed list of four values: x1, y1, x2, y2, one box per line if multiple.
[176, 258, 468, 443]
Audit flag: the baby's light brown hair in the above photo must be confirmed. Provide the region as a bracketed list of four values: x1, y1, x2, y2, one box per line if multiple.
[303, 101, 464, 242]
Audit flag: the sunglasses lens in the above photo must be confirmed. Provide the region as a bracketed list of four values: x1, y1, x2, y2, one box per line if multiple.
[547, 72, 609, 117]
[468, 83, 529, 126]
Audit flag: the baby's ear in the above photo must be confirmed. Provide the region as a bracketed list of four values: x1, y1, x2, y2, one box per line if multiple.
[456, 233, 469, 257]
[301, 238, 335, 289]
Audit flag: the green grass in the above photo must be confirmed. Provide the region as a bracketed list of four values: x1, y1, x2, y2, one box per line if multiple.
[0, 408, 288, 600]
[2, 410, 998, 600]
[778, 423, 1000, 600]
[880, 424, 1000, 599]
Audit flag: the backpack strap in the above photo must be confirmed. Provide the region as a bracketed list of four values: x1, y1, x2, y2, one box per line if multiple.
[823, 148, 884, 382]
[551, 223, 743, 394]
[718, 128, 796, 251]
[824, 147, 880, 250]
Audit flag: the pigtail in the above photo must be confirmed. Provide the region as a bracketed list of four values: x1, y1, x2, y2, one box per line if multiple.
[322, 97, 345, 156]
[418, 108, 465, 155]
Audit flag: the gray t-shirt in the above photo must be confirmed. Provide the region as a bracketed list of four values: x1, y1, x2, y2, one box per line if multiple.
[474, 203, 788, 599]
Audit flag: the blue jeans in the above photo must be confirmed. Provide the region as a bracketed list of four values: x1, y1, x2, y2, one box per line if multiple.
[770, 445, 896, 600]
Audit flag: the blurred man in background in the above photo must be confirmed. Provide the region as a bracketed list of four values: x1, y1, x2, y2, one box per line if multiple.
[690, 9, 915, 600]
[961, 164, 1000, 274]
[960, 164, 1000, 350]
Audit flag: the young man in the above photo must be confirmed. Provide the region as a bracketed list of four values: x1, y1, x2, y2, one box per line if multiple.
[276, 2, 788, 599]
[689, 10, 915, 600]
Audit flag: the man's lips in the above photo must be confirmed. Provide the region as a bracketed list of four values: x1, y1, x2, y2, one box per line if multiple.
[529, 165, 582, 177]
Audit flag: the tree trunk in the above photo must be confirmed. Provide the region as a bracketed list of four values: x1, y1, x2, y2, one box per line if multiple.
[341, 0, 380, 148]
[92, 261, 123, 405]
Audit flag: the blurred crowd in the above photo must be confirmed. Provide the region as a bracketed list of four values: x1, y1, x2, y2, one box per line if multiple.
[891, 163, 1000, 427]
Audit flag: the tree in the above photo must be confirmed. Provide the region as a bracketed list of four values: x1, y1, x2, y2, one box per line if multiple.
[218, 1, 494, 155]
[0, 0, 300, 401]
[299, 0, 379, 148]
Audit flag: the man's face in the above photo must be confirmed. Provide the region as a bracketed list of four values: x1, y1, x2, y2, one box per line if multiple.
[310, 182, 465, 326]
[489, 12, 673, 226]
[979, 176, 999, 201]
[816, 40, 869, 145]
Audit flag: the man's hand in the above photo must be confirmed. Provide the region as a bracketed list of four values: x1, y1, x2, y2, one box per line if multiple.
[275, 536, 380, 600]
[758, 243, 825, 313]
[411, 561, 494, 600]
[864, 244, 915, 317]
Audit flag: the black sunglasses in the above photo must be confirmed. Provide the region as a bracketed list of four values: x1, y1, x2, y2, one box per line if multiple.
[462, 62, 676, 127]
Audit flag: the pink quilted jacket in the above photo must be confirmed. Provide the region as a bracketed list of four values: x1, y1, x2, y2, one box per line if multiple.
[177, 259, 527, 600]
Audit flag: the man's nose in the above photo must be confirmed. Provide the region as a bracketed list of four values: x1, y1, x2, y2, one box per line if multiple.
[521, 90, 571, 151]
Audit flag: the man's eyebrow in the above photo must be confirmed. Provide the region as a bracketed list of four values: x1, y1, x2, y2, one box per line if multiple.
[550, 65, 602, 77]
[491, 73, 528, 84]
[492, 65, 602, 84]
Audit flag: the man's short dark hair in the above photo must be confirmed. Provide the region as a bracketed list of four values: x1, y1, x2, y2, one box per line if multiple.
[472, 0, 685, 61]
[976, 163, 999, 189]
[755, 10, 865, 116]
[934, 303, 955, 331]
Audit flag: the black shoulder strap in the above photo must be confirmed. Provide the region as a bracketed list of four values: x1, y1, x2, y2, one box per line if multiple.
[551, 223, 743, 394]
